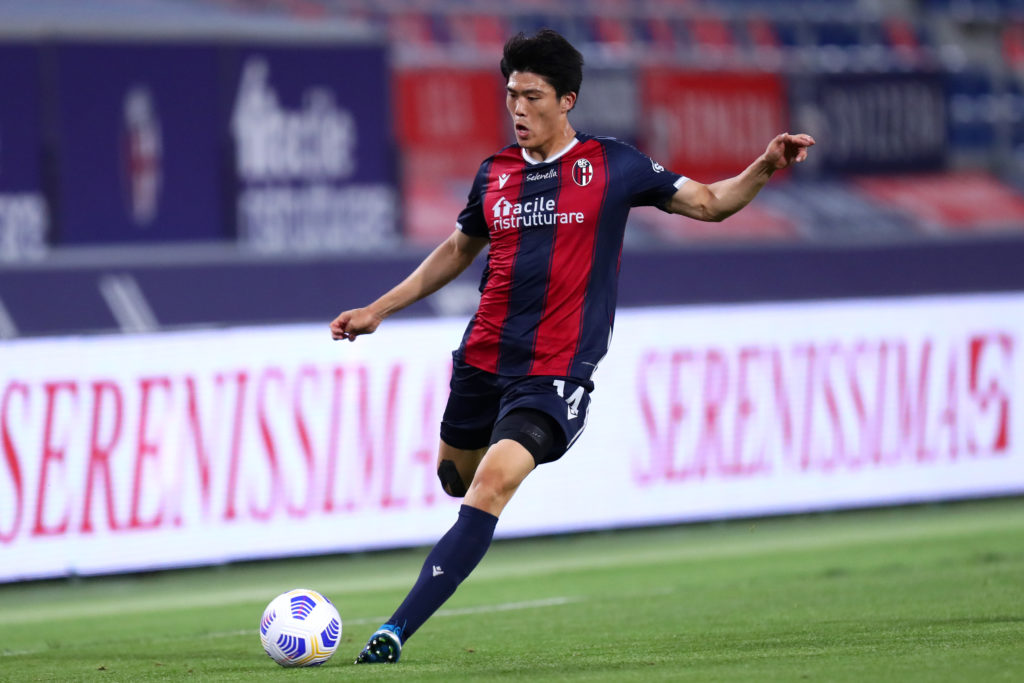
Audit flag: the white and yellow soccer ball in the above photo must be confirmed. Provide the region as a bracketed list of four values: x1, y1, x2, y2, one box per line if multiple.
[259, 588, 342, 667]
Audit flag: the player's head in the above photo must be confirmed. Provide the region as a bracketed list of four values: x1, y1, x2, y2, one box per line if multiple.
[500, 30, 584, 152]
[501, 29, 583, 105]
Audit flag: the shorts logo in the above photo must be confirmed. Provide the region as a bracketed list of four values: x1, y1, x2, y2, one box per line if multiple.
[572, 159, 593, 187]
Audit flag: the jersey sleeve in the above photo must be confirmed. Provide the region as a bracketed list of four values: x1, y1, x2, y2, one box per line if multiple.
[455, 159, 493, 238]
[608, 139, 689, 213]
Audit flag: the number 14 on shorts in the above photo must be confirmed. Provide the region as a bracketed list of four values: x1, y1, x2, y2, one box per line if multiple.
[552, 380, 584, 420]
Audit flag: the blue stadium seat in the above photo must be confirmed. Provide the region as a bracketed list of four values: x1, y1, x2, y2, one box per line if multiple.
[813, 21, 862, 48]
[947, 69, 999, 150]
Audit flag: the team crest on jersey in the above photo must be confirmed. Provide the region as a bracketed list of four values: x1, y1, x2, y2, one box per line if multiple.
[572, 158, 593, 187]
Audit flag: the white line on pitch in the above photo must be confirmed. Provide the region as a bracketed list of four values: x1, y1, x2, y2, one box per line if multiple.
[218, 596, 581, 637]
[436, 595, 579, 617]
[0, 596, 582, 657]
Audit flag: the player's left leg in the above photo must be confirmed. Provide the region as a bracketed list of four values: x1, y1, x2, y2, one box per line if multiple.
[434, 358, 501, 497]
[355, 439, 534, 664]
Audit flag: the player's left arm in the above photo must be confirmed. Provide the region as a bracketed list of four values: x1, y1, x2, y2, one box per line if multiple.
[667, 133, 815, 222]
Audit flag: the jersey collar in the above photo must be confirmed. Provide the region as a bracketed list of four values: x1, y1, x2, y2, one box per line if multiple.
[520, 136, 580, 165]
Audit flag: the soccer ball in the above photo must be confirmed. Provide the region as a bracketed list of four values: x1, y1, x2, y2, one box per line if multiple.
[259, 588, 342, 667]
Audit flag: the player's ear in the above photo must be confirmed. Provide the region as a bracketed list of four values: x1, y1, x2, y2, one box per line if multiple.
[561, 92, 576, 113]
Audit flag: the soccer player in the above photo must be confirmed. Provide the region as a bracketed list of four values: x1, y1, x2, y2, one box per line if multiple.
[331, 29, 814, 664]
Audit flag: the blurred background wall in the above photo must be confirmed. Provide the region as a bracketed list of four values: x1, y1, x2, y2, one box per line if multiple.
[1, 0, 1024, 333]
[1, 0, 1023, 581]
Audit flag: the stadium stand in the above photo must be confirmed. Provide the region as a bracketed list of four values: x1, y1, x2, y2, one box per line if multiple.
[1, 0, 1023, 337]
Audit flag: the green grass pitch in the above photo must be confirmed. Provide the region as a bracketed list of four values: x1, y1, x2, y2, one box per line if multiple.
[1, 498, 1021, 681]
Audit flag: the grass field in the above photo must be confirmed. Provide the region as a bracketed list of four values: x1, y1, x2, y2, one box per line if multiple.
[1, 498, 1022, 681]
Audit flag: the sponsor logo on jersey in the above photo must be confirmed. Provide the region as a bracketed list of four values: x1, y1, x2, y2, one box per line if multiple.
[572, 158, 593, 187]
[525, 168, 557, 182]
[492, 196, 515, 218]
[651, 158, 665, 173]
[490, 195, 584, 231]
[498, 172, 511, 189]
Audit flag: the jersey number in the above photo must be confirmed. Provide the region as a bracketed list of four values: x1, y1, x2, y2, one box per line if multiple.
[552, 380, 584, 420]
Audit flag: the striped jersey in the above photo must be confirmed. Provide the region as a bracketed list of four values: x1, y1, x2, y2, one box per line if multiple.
[454, 133, 688, 381]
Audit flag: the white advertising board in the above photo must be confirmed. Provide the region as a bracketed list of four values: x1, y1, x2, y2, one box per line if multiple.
[1, 293, 1021, 581]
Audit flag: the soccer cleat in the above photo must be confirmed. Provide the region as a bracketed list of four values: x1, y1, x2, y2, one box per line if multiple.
[354, 625, 402, 664]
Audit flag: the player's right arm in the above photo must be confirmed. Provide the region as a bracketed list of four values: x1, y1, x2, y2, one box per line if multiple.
[330, 229, 488, 342]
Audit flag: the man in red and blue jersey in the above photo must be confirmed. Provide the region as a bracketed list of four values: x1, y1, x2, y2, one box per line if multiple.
[331, 29, 815, 664]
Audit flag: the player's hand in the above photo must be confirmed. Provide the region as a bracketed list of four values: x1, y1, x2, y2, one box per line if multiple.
[330, 307, 381, 342]
[763, 133, 815, 170]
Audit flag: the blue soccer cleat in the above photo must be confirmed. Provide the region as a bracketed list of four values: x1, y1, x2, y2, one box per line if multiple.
[354, 625, 403, 664]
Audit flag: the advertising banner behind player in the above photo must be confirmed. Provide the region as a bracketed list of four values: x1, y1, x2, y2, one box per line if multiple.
[790, 72, 947, 174]
[53, 43, 225, 244]
[393, 67, 506, 244]
[228, 44, 398, 252]
[570, 67, 639, 145]
[1, 293, 1021, 582]
[638, 70, 788, 181]
[0, 44, 48, 261]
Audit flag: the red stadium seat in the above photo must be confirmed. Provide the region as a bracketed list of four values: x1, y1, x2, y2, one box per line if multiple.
[1003, 22, 1024, 68]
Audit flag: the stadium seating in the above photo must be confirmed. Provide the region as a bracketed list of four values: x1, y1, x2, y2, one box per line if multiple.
[2, 0, 1024, 337]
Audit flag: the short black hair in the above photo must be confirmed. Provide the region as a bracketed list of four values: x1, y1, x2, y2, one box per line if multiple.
[500, 29, 584, 103]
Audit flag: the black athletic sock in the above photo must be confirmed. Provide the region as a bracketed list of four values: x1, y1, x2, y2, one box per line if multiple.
[384, 504, 499, 643]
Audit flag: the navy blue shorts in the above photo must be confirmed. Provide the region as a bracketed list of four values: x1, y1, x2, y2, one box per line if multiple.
[440, 357, 593, 464]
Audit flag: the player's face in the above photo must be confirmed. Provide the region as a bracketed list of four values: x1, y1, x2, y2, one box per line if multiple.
[506, 71, 574, 155]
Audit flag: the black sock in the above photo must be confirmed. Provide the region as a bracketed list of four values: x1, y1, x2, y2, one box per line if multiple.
[384, 504, 499, 643]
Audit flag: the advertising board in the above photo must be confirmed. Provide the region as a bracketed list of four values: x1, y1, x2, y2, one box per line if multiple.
[1, 294, 1020, 581]
[53, 43, 225, 244]
[0, 44, 48, 260]
[791, 72, 947, 174]
[228, 43, 398, 252]
[639, 70, 787, 180]
[393, 67, 505, 243]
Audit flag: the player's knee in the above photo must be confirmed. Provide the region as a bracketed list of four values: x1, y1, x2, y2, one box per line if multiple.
[465, 465, 516, 502]
[437, 459, 468, 498]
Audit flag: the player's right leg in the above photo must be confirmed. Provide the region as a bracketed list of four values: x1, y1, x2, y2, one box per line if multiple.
[354, 438, 535, 664]
[463, 428, 539, 516]
[355, 360, 500, 664]
[355, 371, 596, 663]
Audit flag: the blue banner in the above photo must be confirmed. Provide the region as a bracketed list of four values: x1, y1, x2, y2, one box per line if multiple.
[53, 43, 225, 244]
[225, 43, 398, 252]
[0, 44, 48, 259]
[791, 72, 947, 175]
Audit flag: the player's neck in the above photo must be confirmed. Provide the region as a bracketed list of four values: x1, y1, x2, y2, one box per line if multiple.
[522, 125, 577, 163]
